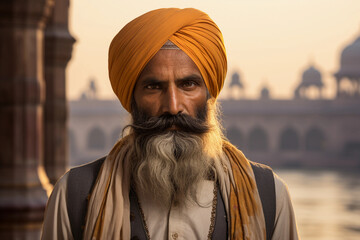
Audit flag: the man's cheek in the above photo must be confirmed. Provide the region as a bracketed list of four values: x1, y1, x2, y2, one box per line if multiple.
[196, 102, 208, 122]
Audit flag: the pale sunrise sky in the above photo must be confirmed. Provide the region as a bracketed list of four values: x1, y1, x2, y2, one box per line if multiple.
[67, 0, 360, 101]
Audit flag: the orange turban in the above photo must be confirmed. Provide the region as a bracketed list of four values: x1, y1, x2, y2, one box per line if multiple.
[108, 8, 227, 112]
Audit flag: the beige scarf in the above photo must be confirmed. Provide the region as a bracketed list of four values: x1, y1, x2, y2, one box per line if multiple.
[83, 137, 265, 240]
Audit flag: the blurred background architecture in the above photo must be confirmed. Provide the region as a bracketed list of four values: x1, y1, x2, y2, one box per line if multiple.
[0, 0, 74, 239]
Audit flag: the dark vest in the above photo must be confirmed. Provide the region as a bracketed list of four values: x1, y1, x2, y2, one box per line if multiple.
[66, 157, 275, 240]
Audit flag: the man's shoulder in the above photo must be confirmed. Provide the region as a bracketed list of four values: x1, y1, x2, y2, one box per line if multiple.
[248, 160, 273, 172]
[50, 157, 106, 196]
[65, 156, 107, 240]
[68, 157, 106, 178]
[66, 156, 106, 197]
[272, 172, 291, 200]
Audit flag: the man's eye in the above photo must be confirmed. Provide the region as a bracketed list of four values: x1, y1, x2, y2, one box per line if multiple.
[182, 81, 197, 88]
[145, 84, 160, 89]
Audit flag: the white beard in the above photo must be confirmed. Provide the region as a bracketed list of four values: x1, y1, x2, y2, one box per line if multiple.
[131, 131, 214, 207]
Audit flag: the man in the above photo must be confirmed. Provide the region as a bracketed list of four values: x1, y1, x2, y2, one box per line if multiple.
[42, 8, 299, 240]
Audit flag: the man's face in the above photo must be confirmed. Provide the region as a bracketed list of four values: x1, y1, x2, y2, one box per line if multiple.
[133, 49, 208, 119]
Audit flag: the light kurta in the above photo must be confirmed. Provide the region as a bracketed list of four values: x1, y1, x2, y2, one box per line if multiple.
[41, 169, 299, 240]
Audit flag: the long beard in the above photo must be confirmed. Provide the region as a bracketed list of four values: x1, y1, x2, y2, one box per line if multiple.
[131, 131, 213, 207]
[129, 102, 215, 207]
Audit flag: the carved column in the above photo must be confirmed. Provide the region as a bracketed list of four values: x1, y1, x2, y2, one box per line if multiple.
[44, 0, 75, 184]
[0, 0, 53, 239]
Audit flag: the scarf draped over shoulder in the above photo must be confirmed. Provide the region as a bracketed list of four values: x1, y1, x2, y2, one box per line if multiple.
[83, 137, 266, 240]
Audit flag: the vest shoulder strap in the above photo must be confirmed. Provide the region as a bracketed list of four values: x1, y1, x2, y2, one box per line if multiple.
[66, 157, 106, 240]
[66, 157, 276, 240]
[250, 161, 276, 240]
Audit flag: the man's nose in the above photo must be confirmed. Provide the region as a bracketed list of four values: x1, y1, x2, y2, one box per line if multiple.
[162, 85, 184, 115]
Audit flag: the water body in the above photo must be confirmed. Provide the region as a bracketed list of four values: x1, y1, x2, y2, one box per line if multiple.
[275, 168, 360, 240]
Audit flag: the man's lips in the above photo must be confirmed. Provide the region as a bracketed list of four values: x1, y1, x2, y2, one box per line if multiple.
[168, 125, 178, 130]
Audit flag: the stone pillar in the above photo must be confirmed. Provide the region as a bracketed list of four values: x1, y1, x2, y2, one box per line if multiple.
[44, 0, 75, 184]
[0, 0, 53, 239]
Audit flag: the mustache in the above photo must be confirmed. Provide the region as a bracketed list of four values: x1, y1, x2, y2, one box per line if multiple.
[131, 113, 210, 136]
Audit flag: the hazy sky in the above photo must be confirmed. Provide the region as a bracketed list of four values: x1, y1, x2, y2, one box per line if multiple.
[67, 0, 360, 100]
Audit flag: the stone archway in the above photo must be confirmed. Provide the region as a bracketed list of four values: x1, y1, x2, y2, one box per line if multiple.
[248, 127, 269, 151]
[279, 127, 300, 151]
[226, 126, 244, 149]
[87, 126, 107, 150]
[305, 127, 326, 151]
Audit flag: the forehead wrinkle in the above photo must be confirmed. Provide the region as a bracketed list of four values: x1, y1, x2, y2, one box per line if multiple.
[134, 49, 208, 96]
[139, 73, 204, 86]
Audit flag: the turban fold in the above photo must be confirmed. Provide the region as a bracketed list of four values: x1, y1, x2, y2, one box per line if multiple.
[108, 8, 227, 112]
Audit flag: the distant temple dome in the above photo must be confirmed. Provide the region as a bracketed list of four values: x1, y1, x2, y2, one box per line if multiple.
[335, 35, 360, 78]
[228, 71, 245, 100]
[229, 72, 244, 88]
[294, 64, 324, 99]
[301, 65, 323, 87]
[334, 31, 360, 98]
[80, 78, 98, 100]
[260, 86, 270, 99]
